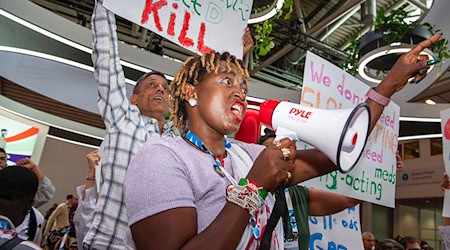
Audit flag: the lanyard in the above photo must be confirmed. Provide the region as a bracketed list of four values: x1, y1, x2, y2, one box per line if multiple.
[184, 131, 236, 185]
[184, 131, 261, 239]
[284, 188, 298, 238]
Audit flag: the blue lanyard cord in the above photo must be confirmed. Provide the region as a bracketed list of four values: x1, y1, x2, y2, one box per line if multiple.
[184, 131, 231, 178]
[0, 219, 11, 230]
[284, 188, 298, 238]
[184, 131, 262, 240]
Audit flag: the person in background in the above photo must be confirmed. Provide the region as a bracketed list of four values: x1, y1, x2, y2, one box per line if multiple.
[44, 194, 78, 249]
[73, 150, 100, 249]
[15, 157, 55, 208]
[0, 166, 41, 249]
[85, 0, 254, 248]
[420, 240, 433, 250]
[396, 236, 421, 250]
[0, 149, 55, 244]
[363, 232, 377, 250]
[376, 239, 405, 250]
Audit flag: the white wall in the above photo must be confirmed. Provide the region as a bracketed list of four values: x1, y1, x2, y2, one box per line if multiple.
[37, 136, 95, 213]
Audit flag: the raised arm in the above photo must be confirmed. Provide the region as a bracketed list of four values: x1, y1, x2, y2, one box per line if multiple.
[288, 34, 441, 184]
[92, 0, 131, 129]
[16, 158, 55, 208]
[82, 150, 100, 200]
[308, 189, 360, 216]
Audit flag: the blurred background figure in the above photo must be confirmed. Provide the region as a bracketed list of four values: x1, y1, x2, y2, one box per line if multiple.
[395, 236, 421, 250]
[363, 231, 377, 250]
[0, 166, 41, 249]
[376, 239, 405, 250]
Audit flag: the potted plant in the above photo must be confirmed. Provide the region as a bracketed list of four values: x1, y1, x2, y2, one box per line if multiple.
[251, 0, 293, 63]
[342, 9, 450, 79]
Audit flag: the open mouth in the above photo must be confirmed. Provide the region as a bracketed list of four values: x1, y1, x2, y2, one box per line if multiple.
[153, 96, 164, 102]
[230, 102, 244, 121]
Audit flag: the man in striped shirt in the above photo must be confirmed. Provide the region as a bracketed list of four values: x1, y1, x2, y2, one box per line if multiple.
[83, 1, 179, 248]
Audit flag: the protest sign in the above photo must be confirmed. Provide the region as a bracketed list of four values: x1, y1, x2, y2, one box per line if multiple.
[103, 0, 253, 58]
[308, 205, 363, 250]
[300, 51, 400, 208]
[440, 109, 450, 217]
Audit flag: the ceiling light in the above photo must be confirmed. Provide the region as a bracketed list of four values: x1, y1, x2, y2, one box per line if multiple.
[357, 26, 436, 84]
[0, 46, 136, 85]
[425, 99, 436, 105]
[399, 117, 441, 122]
[0, 105, 104, 140]
[398, 134, 442, 141]
[0, 8, 173, 80]
[248, 0, 285, 24]
[358, 46, 435, 84]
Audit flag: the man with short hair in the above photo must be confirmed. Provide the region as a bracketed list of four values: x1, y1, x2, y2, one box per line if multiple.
[0, 166, 41, 249]
[44, 194, 78, 238]
[83, 2, 180, 248]
[363, 231, 377, 250]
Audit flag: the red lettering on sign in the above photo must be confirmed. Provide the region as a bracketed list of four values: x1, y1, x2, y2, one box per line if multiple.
[141, 0, 167, 32]
[197, 23, 212, 54]
[178, 11, 194, 47]
[288, 108, 312, 118]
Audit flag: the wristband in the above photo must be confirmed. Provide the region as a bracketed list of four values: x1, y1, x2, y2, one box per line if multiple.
[86, 176, 96, 181]
[226, 185, 263, 216]
[238, 178, 268, 200]
[366, 88, 390, 106]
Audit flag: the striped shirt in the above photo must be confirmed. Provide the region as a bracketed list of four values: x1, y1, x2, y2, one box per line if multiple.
[83, 3, 179, 249]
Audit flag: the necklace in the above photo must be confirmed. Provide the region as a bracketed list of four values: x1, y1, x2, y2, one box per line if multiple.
[184, 130, 231, 178]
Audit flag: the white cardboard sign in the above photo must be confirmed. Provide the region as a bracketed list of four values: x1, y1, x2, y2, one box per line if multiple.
[440, 109, 450, 217]
[308, 206, 363, 250]
[103, 0, 253, 58]
[300, 51, 400, 208]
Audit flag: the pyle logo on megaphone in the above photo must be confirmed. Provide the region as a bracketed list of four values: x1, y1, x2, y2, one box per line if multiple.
[259, 100, 371, 173]
[288, 108, 313, 121]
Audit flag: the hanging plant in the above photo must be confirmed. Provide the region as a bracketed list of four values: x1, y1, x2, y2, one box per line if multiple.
[342, 9, 450, 75]
[251, 0, 294, 63]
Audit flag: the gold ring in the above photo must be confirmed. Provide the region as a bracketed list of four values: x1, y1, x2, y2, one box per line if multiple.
[273, 140, 282, 149]
[281, 148, 290, 160]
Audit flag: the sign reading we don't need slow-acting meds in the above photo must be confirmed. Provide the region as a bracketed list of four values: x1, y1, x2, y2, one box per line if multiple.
[103, 0, 253, 58]
[301, 51, 400, 208]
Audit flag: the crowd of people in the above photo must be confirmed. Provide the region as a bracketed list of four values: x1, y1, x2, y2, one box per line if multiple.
[0, 0, 449, 249]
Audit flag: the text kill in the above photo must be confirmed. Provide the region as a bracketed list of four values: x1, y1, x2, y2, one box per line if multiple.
[141, 0, 250, 53]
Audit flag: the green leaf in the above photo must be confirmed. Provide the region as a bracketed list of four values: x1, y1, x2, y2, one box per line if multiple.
[259, 47, 269, 56]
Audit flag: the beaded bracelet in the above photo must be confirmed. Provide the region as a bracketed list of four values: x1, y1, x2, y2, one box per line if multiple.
[238, 178, 268, 200]
[226, 185, 263, 216]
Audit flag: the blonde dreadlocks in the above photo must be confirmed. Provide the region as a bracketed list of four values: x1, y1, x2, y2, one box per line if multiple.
[169, 51, 249, 133]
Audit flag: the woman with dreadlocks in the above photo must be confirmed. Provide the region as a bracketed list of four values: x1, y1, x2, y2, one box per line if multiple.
[124, 33, 440, 250]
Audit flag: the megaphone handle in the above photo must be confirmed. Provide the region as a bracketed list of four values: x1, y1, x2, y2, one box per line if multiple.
[275, 127, 299, 142]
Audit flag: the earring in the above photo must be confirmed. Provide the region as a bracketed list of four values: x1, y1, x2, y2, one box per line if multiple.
[188, 98, 198, 107]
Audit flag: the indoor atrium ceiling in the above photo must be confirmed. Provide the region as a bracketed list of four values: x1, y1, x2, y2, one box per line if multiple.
[28, 0, 450, 105]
